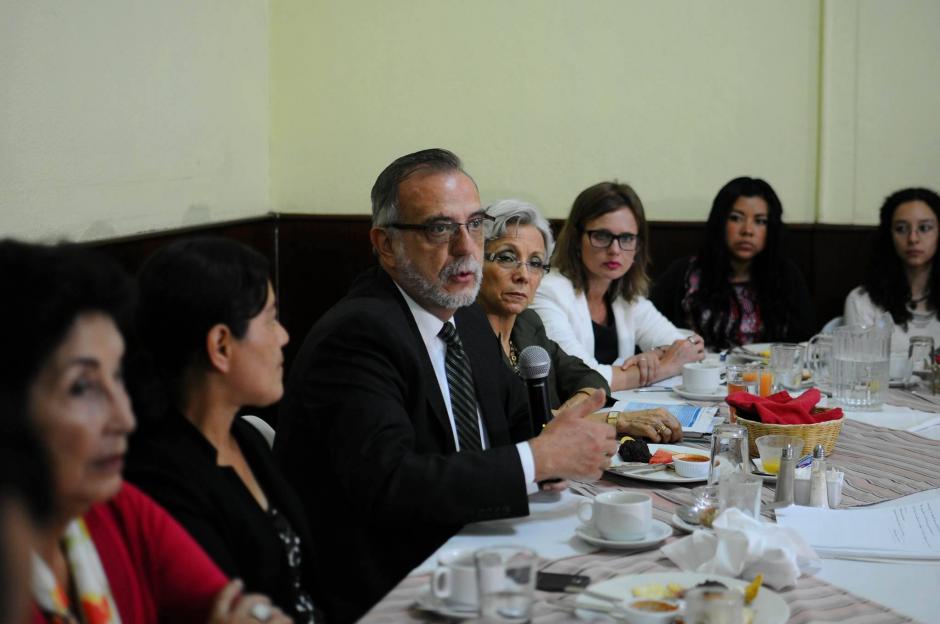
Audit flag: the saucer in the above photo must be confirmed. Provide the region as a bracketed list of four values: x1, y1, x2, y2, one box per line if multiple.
[674, 385, 727, 401]
[670, 512, 705, 533]
[575, 519, 672, 550]
[414, 586, 478, 619]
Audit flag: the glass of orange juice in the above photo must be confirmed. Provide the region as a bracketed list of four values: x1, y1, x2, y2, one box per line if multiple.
[726, 365, 759, 423]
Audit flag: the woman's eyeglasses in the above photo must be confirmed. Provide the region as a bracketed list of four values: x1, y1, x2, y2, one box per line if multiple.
[584, 229, 640, 251]
[484, 252, 551, 275]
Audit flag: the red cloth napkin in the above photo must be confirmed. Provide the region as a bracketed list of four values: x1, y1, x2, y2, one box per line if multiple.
[725, 388, 843, 424]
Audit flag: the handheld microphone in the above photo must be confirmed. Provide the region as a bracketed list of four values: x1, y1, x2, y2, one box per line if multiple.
[518, 345, 552, 430]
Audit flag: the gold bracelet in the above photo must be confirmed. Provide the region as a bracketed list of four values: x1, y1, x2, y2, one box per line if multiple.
[606, 411, 620, 426]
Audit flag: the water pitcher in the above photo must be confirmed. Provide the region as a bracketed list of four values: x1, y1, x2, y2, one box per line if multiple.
[831, 313, 891, 410]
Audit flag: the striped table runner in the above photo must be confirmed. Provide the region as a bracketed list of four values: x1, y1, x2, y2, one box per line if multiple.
[361, 419, 935, 623]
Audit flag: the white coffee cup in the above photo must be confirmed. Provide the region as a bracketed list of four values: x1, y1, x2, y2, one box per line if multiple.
[889, 352, 912, 381]
[577, 491, 651, 541]
[682, 362, 722, 393]
[431, 547, 478, 608]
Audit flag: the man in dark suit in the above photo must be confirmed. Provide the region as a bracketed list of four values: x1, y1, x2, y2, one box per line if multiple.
[275, 148, 618, 622]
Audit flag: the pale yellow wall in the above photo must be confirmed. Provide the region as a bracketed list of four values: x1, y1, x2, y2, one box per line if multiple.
[0, 0, 270, 242]
[272, 0, 821, 223]
[819, 0, 940, 224]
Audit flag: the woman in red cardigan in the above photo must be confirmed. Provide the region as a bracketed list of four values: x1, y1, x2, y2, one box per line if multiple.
[0, 240, 291, 624]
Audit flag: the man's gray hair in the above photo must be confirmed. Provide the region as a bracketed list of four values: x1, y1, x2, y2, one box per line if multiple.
[370, 148, 473, 227]
[483, 199, 555, 258]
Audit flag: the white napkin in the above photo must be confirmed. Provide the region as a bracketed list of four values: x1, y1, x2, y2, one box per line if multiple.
[661, 508, 820, 589]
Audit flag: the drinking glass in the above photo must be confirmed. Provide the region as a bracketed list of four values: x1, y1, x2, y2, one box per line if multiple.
[770, 343, 804, 391]
[726, 364, 759, 423]
[909, 336, 935, 373]
[684, 586, 744, 623]
[475, 546, 536, 622]
[707, 423, 749, 485]
[718, 473, 763, 519]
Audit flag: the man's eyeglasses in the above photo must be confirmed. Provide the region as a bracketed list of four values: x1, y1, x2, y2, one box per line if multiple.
[484, 252, 551, 275]
[387, 214, 494, 244]
[584, 229, 640, 251]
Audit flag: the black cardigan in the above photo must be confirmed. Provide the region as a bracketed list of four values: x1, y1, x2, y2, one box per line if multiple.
[125, 414, 319, 620]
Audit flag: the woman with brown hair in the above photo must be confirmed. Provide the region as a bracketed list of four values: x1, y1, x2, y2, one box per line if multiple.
[531, 182, 703, 391]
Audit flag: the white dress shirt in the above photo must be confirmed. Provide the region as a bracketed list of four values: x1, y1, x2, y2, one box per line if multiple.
[395, 285, 538, 493]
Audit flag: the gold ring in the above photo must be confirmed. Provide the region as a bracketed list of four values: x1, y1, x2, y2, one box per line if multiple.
[656, 424, 668, 434]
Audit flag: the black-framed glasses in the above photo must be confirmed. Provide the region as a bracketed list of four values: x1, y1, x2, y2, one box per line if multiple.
[584, 229, 640, 251]
[387, 214, 494, 244]
[484, 251, 551, 275]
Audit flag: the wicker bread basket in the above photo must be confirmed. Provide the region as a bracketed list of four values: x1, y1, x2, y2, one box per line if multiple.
[735, 408, 843, 457]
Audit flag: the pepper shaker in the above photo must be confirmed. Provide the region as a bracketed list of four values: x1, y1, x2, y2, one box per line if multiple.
[773, 445, 796, 507]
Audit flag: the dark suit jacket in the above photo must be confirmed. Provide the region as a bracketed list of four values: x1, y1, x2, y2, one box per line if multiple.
[508, 308, 610, 416]
[126, 415, 319, 621]
[274, 267, 533, 623]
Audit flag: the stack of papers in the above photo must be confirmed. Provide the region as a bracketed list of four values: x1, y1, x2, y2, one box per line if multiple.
[775, 494, 940, 561]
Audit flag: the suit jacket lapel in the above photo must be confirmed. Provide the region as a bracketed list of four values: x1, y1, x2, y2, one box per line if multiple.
[377, 269, 455, 450]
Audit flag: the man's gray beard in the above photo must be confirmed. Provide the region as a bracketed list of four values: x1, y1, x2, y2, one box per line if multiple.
[393, 245, 482, 311]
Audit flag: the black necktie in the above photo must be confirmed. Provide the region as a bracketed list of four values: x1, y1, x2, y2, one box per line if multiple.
[438, 322, 483, 452]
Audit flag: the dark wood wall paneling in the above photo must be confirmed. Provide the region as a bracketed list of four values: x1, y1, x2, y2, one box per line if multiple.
[92, 214, 876, 402]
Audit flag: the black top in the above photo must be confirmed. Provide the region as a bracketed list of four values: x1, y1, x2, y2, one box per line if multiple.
[592, 300, 619, 364]
[650, 256, 816, 349]
[506, 308, 610, 415]
[126, 414, 320, 622]
[274, 266, 533, 623]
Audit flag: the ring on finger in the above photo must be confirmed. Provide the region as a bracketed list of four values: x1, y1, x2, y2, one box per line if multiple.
[250, 603, 273, 622]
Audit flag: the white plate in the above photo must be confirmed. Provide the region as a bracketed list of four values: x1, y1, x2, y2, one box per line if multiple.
[574, 571, 790, 624]
[607, 444, 711, 484]
[674, 385, 728, 401]
[730, 342, 774, 362]
[414, 586, 478, 619]
[575, 520, 672, 550]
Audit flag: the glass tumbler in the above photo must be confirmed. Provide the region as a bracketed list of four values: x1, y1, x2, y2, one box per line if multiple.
[725, 364, 759, 423]
[707, 423, 749, 485]
[910, 336, 935, 373]
[770, 343, 805, 391]
[475, 546, 536, 622]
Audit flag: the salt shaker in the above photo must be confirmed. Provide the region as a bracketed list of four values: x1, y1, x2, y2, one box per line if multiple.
[773, 445, 796, 506]
[808, 444, 829, 508]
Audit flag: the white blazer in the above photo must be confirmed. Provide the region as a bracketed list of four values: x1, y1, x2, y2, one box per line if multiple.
[531, 272, 684, 385]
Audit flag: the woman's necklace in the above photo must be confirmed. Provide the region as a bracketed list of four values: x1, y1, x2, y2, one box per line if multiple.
[910, 291, 930, 305]
[508, 339, 519, 373]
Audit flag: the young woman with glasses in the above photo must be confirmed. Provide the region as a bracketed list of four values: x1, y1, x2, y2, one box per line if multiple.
[844, 187, 940, 350]
[531, 182, 704, 391]
[478, 199, 682, 441]
[651, 177, 814, 350]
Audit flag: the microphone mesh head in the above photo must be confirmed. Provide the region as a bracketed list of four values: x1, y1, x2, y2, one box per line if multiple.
[518, 345, 551, 380]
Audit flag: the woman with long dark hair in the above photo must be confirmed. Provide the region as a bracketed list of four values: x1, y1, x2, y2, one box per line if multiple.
[127, 237, 321, 623]
[651, 177, 814, 350]
[844, 187, 940, 350]
[531, 181, 704, 391]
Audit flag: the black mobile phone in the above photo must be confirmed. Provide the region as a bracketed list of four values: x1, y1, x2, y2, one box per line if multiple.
[536, 571, 591, 592]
